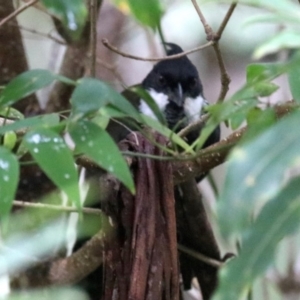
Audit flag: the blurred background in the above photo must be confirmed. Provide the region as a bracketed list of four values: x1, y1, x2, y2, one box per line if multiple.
[1, 0, 298, 299]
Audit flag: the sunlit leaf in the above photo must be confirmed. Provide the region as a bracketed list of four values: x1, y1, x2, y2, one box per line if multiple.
[5, 288, 89, 300]
[244, 108, 276, 142]
[113, 0, 163, 29]
[213, 177, 300, 300]
[71, 78, 141, 121]
[41, 0, 88, 40]
[0, 70, 55, 107]
[288, 51, 300, 104]
[0, 114, 60, 135]
[217, 110, 300, 239]
[0, 147, 19, 221]
[254, 30, 300, 59]
[246, 63, 285, 84]
[3, 131, 17, 150]
[23, 128, 80, 209]
[69, 119, 135, 193]
[0, 107, 24, 120]
[0, 70, 75, 107]
[0, 221, 70, 276]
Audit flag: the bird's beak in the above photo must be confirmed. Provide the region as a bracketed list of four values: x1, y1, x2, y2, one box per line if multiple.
[170, 83, 184, 107]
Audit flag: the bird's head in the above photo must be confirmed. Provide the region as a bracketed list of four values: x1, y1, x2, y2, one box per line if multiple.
[141, 43, 206, 129]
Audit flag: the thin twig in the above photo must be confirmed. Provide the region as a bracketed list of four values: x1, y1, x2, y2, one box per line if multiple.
[191, 0, 235, 102]
[13, 200, 102, 215]
[90, 0, 98, 77]
[0, 0, 38, 28]
[102, 38, 214, 62]
[178, 244, 224, 268]
[191, 0, 214, 40]
[216, 2, 237, 39]
[213, 42, 231, 102]
[178, 113, 209, 139]
[10, 23, 66, 45]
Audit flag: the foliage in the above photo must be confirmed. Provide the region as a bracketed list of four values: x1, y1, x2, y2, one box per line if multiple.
[1, 0, 300, 299]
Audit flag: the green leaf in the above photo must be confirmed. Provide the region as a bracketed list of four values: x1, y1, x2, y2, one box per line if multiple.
[246, 63, 285, 84]
[71, 78, 141, 121]
[0, 147, 19, 221]
[0, 114, 60, 135]
[41, 0, 88, 40]
[217, 110, 300, 239]
[0, 107, 24, 120]
[253, 81, 279, 97]
[113, 0, 163, 29]
[288, 51, 300, 104]
[23, 128, 80, 209]
[69, 119, 135, 193]
[213, 177, 300, 300]
[254, 30, 300, 59]
[244, 108, 276, 142]
[0, 70, 55, 107]
[5, 288, 89, 300]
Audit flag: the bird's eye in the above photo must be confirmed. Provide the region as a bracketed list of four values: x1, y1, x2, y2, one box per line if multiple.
[190, 77, 198, 88]
[158, 75, 166, 86]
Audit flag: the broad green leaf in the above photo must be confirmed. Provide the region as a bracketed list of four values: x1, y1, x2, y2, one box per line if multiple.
[253, 82, 279, 97]
[69, 119, 135, 193]
[246, 63, 285, 85]
[0, 70, 55, 107]
[254, 30, 300, 59]
[0, 114, 60, 135]
[23, 128, 80, 209]
[288, 51, 300, 104]
[41, 0, 88, 40]
[0, 107, 24, 120]
[204, 0, 300, 24]
[3, 131, 17, 150]
[5, 288, 89, 300]
[244, 108, 276, 142]
[0, 70, 75, 107]
[213, 177, 300, 300]
[113, 0, 163, 29]
[0, 147, 19, 220]
[218, 110, 300, 239]
[71, 78, 141, 121]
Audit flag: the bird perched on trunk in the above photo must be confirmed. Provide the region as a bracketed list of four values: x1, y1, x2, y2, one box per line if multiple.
[80, 43, 221, 300]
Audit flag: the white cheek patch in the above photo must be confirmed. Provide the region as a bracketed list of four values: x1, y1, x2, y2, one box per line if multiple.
[139, 89, 168, 120]
[184, 95, 205, 123]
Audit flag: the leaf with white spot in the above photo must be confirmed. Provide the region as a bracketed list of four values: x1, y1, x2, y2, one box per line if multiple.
[218, 110, 300, 239]
[0, 70, 75, 108]
[213, 177, 300, 300]
[0, 147, 19, 220]
[69, 119, 135, 194]
[23, 128, 80, 209]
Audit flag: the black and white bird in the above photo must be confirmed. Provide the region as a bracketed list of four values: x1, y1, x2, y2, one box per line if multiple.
[80, 43, 221, 300]
[109, 43, 220, 147]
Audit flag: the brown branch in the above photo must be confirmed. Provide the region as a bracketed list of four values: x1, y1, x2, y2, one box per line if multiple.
[191, 0, 214, 40]
[178, 244, 224, 268]
[102, 38, 214, 62]
[89, 0, 98, 77]
[10, 228, 107, 288]
[12, 200, 102, 215]
[191, 1, 236, 102]
[0, 0, 38, 28]
[216, 2, 237, 39]
[213, 42, 231, 102]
